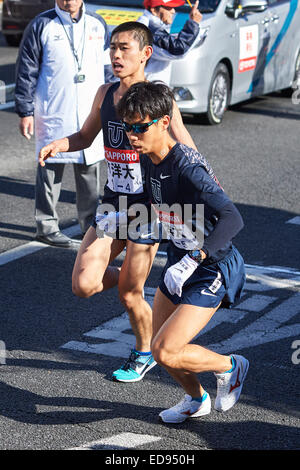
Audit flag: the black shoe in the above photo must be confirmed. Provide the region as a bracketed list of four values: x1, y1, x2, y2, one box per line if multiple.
[35, 231, 79, 248]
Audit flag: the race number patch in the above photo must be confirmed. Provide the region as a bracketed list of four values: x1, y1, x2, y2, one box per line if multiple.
[238, 25, 259, 73]
[104, 146, 143, 194]
[154, 207, 200, 251]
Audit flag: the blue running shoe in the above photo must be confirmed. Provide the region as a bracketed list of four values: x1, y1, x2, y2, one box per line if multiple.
[112, 350, 156, 382]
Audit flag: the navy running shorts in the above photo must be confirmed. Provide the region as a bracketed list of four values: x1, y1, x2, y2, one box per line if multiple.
[159, 245, 245, 309]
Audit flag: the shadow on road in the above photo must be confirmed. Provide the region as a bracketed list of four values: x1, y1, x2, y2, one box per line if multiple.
[0, 175, 76, 203]
[0, 240, 299, 449]
[0, 378, 298, 449]
[183, 92, 300, 125]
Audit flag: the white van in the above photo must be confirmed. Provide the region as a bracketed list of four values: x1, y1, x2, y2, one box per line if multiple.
[5, 0, 298, 123]
[86, 0, 300, 124]
[170, 0, 300, 123]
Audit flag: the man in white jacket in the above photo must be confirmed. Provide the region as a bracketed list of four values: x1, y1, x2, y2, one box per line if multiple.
[138, 0, 202, 84]
[15, 0, 109, 247]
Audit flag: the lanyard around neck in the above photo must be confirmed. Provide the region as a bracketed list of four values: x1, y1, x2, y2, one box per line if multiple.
[58, 15, 86, 72]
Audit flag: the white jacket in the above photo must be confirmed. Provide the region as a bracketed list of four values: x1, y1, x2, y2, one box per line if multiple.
[15, 3, 109, 164]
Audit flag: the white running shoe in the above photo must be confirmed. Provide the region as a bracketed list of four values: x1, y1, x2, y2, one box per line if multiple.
[214, 354, 249, 412]
[159, 392, 211, 423]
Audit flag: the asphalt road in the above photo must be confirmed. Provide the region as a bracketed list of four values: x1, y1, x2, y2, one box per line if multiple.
[0, 30, 299, 453]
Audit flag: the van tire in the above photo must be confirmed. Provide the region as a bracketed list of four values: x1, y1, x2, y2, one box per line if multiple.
[206, 63, 230, 125]
[281, 48, 300, 97]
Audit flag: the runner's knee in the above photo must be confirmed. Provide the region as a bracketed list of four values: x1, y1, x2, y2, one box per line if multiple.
[152, 341, 176, 369]
[119, 287, 143, 310]
[72, 275, 99, 298]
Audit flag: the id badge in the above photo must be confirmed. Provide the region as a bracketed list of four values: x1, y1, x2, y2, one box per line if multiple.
[75, 73, 85, 83]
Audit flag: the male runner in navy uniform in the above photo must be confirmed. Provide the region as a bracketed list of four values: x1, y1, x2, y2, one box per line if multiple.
[38, 22, 197, 383]
[117, 81, 249, 423]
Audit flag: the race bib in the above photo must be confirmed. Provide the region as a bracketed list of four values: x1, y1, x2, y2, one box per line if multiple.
[104, 146, 143, 194]
[156, 208, 201, 251]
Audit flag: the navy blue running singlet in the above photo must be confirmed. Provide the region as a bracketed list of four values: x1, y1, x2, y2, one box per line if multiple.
[100, 82, 149, 209]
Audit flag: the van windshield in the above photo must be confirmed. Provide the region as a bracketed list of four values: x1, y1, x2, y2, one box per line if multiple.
[87, 1, 221, 13]
[176, 0, 221, 12]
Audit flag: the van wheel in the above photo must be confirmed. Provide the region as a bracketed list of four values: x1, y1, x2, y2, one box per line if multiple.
[281, 49, 300, 96]
[206, 63, 230, 125]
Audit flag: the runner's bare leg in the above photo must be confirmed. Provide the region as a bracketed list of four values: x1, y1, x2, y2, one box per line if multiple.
[151, 288, 232, 397]
[72, 226, 125, 298]
[118, 241, 159, 351]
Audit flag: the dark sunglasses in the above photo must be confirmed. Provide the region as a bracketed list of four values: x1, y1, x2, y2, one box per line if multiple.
[121, 118, 160, 134]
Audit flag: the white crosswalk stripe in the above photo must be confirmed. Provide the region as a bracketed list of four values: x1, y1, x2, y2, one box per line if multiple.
[60, 267, 300, 358]
[69, 432, 161, 450]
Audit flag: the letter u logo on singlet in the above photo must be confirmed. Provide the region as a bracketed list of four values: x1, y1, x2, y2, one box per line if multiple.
[108, 121, 123, 148]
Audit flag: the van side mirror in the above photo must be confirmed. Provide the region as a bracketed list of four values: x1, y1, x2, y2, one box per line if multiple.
[242, 0, 268, 12]
[225, 0, 268, 18]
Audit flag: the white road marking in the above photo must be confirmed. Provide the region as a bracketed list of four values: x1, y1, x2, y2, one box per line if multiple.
[245, 263, 300, 276]
[195, 296, 276, 338]
[236, 294, 277, 312]
[0, 224, 81, 265]
[60, 273, 300, 358]
[1, 227, 300, 277]
[0, 241, 46, 266]
[246, 272, 300, 291]
[62, 339, 133, 358]
[207, 293, 300, 353]
[69, 432, 161, 450]
[1, 231, 299, 356]
[286, 216, 300, 225]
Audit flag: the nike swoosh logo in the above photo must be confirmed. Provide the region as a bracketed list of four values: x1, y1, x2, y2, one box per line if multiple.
[139, 232, 155, 239]
[201, 289, 216, 297]
[160, 174, 171, 179]
[136, 357, 155, 375]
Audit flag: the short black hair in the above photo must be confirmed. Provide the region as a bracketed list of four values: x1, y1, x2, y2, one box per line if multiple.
[116, 81, 174, 121]
[110, 21, 153, 50]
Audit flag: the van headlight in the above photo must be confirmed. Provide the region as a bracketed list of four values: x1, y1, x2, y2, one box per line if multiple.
[173, 87, 194, 101]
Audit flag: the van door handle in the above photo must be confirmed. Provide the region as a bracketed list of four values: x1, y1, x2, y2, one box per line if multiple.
[262, 17, 270, 24]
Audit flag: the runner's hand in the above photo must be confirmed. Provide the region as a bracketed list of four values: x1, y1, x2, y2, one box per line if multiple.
[164, 254, 198, 297]
[96, 210, 127, 233]
[38, 138, 69, 167]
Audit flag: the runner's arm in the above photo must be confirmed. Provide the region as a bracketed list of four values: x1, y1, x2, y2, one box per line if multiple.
[38, 84, 110, 166]
[170, 101, 197, 150]
[202, 202, 244, 258]
[182, 166, 244, 257]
